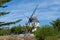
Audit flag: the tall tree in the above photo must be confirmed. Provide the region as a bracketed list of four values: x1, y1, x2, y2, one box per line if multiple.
[0, 0, 22, 27]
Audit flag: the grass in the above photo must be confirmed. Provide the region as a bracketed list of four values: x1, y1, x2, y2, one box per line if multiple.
[0, 35, 59, 40]
[45, 36, 58, 40]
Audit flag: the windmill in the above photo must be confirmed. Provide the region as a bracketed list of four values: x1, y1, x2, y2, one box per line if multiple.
[23, 5, 40, 32]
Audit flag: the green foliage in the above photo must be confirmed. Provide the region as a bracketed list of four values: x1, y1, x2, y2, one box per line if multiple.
[10, 26, 23, 34]
[0, 25, 34, 35]
[35, 25, 58, 40]
[0, 0, 11, 8]
[0, 19, 22, 26]
[45, 36, 58, 40]
[58, 31, 60, 38]
[28, 26, 33, 33]
[25, 26, 33, 33]
[0, 29, 10, 36]
[0, 26, 24, 35]
[0, 12, 10, 16]
[50, 18, 60, 31]
[0, 0, 22, 27]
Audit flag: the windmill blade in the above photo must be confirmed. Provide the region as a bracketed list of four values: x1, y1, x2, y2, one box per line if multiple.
[23, 13, 29, 18]
[30, 5, 39, 18]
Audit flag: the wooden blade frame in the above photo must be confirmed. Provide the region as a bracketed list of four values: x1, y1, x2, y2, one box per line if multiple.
[30, 5, 39, 18]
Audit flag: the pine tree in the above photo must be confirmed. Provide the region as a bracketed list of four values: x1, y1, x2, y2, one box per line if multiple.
[0, 0, 22, 27]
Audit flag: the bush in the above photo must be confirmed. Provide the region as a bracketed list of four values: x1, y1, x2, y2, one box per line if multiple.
[35, 25, 58, 40]
[45, 36, 58, 40]
[10, 26, 23, 34]
[0, 29, 10, 36]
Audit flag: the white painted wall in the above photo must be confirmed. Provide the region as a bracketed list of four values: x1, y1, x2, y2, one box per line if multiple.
[29, 22, 40, 27]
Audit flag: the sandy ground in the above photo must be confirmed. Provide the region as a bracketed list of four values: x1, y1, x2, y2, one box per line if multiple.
[0, 35, 36, 40]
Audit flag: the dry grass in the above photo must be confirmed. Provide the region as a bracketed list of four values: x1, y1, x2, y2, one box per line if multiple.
[0, 35, 36, 40]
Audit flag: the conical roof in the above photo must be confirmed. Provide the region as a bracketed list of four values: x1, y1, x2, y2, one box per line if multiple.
[28, 15, 39, 23]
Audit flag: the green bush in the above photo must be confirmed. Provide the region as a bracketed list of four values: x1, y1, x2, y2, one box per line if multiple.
[35, 25, 58, 40]
[0, 29, 10, 36]
[10, 26, 23, 34]
[50, 18, 60, 31]
[45, 36, 58, 40]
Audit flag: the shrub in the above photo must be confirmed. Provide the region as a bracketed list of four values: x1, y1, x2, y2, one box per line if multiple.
[35, 25, 58, 40]
[0, 29, 10, 36]
[45, 36, 58, 40]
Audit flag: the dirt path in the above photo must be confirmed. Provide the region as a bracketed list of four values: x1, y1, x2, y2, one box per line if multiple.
[0, 35, 36, 40]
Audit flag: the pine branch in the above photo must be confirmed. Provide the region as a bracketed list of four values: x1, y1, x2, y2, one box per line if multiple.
[0, 22, 5, 24]
[0, 0, 22, 27]
[0, 0, 11, 8]
[0, 19, 22, 26]
[0, 5, 7, 8]
[0, 12, 10, 16]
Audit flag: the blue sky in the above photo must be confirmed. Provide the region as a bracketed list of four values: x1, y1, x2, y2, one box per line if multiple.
[0, 0, 60, 26]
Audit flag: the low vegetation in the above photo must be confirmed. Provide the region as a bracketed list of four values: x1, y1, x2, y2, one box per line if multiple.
[0, 18, 60, 40]
[34, 18, 60, 40]
[35, 26, 58, 40]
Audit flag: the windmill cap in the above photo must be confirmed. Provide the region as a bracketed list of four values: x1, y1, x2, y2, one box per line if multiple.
[30, 15, 39, 22]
